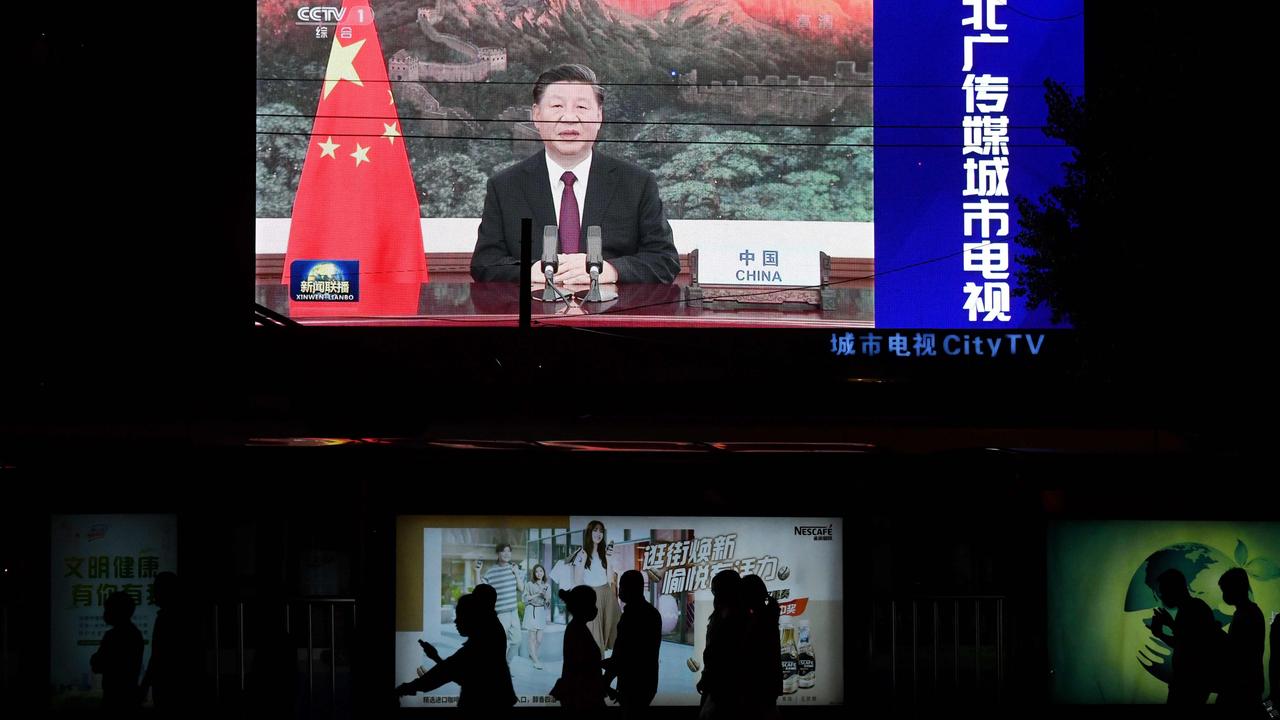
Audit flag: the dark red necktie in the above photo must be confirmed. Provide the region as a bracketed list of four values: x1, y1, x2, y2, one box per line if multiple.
[559, 171, 580, 254]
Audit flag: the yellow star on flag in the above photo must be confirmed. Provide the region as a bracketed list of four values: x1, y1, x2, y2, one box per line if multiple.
[382, 122, 401, 145]
[322, 38, 366, 100]
[317, 136, 340, 159]
[350, 143, 371, 167]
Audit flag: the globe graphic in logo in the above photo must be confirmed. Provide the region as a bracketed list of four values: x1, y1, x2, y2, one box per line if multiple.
[306, 262, 345, 284]
[1124, 542, 1235, 686]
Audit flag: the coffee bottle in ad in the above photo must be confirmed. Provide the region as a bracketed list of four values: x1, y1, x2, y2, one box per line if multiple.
[780, 618, 799, 694]
[797, 617, 815, 689]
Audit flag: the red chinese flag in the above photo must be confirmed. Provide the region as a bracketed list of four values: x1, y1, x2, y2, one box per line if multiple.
[284, 0, 426, 317]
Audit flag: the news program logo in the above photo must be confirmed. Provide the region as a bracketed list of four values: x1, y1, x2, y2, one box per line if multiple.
[290, 260, 359, 302]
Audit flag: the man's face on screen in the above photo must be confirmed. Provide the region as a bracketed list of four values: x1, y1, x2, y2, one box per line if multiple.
[533, 81, 602, 167]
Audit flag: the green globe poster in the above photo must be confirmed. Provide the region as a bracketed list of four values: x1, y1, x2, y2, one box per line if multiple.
[1048, 521, 1279, 704]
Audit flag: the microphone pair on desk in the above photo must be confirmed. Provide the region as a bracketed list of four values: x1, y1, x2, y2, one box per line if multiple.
[541, 225, 616, 304]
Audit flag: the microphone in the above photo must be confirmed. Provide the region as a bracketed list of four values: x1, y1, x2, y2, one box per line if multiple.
[586, 226, 603, 277]
[583, 225, 616, 303]
[542, 225, 560, 302]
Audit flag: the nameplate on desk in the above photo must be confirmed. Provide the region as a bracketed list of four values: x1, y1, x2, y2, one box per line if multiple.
[695, 241, 824, 287]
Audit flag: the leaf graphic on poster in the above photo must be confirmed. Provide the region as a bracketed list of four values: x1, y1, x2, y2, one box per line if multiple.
[1137, 634, 1173, 685]
[1235, 539, 1249, 566]
[1244, 557, 1280, 581]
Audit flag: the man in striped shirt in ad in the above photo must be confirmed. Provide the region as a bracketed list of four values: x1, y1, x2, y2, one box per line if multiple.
[477, 543, 525, 664]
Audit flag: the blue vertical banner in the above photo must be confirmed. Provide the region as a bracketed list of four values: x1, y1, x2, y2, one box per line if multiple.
[875, 0, 1083, 328]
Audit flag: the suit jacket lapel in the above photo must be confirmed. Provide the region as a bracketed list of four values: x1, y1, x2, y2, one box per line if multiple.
[521, 153, 557, 238]
[581, 152, 618, 233]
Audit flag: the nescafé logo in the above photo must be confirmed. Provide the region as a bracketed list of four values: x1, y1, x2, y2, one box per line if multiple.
[794, 525, 833, 541]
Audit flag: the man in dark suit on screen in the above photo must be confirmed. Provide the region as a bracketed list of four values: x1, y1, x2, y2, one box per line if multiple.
[470, 64, 680, 285]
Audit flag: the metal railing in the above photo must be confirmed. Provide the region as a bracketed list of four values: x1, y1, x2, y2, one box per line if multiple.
[212, 598, 357, 718]
[867, 596, 1006, 704]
